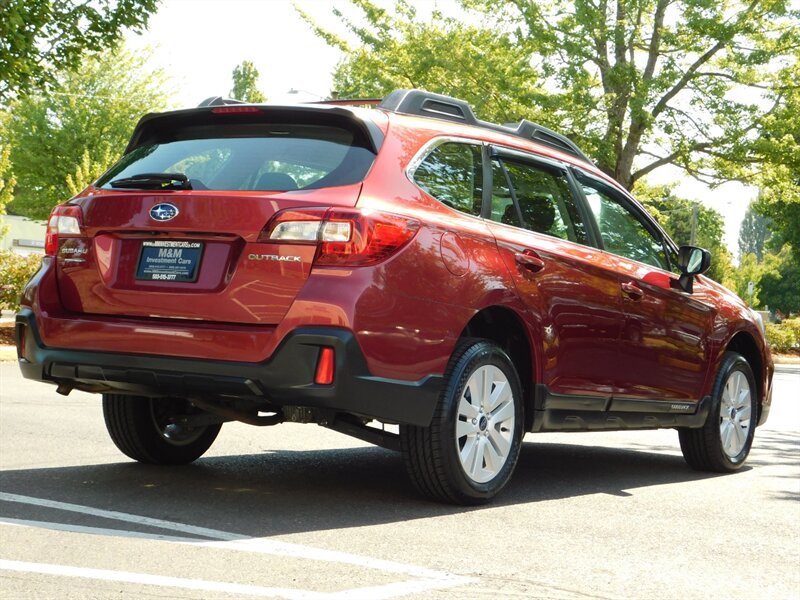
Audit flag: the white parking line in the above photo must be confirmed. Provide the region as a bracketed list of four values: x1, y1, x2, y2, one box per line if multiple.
[0, 493, 475, 599]
[0, 559, 325, 600]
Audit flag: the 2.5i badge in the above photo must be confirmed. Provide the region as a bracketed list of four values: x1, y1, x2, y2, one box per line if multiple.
[136, 240, 203, 282]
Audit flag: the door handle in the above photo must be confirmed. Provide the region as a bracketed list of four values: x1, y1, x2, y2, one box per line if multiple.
[514, 252, 545, 272]
[621, 281, 644, 300]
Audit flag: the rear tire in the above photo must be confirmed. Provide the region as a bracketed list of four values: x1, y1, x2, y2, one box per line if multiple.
[102, 394, 221, 465]
[679, 352, 757, 472]
[400, 339, 524, 504]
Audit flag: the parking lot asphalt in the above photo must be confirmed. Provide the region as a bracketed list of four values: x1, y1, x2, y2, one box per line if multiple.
[1, 362, 798, 599]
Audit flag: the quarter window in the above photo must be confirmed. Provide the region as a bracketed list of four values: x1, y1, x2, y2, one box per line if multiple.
[578, 174, 670, 270]
[412, 142, 483, 217]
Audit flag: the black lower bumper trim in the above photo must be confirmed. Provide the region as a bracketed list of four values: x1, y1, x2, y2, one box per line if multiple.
[15, 309, 442, 427]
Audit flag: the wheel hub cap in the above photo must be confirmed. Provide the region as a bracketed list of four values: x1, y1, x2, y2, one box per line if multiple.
[719, 370, 752, 459]
[455, 364, 516, 484]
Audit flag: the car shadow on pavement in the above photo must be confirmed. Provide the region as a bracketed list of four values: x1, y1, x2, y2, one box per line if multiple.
[0, 439, 734, 540]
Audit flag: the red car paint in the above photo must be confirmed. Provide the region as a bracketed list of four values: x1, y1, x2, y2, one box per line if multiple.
[16, 92, 773, 496]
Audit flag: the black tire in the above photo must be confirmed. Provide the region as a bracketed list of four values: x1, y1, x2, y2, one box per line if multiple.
[102, 394, 221, 465]
[400, 339, 524, 504]
[679, 352, 758, 472]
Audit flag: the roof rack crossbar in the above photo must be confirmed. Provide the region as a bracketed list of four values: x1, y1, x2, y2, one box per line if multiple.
[378, 89, 592, 164]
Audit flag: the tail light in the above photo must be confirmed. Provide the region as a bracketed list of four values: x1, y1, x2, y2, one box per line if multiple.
[45, 205, 83, 256]
[260, 208, 420, 266]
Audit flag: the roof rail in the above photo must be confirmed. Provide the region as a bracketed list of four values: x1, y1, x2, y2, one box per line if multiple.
[197, 96, 246, 107]
[506, 120, 592, 164]
[377, 89, 592, 164]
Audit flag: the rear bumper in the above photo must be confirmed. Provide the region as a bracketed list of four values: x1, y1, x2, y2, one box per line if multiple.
[15, 309, 442, 426]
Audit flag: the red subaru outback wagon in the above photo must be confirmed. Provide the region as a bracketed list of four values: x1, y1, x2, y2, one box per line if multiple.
[16, 89, 773, 504]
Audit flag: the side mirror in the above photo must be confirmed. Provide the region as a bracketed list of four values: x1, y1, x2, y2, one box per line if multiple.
[675, 246, 711, 294]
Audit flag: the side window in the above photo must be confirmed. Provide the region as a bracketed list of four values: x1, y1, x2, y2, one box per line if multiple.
[579, 175, 670, 270]
[412, 142, 483, 217]
[490, 161, 520, 227]
[490, 158, 588, 244]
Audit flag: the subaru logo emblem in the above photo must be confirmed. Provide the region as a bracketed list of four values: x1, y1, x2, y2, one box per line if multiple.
[149, 203, 179, 222]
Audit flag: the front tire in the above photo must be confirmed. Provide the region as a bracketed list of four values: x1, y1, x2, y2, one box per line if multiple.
[679, 352, 757, 472]
[400, 339, 524, 504]
[103, 394, 221, 465]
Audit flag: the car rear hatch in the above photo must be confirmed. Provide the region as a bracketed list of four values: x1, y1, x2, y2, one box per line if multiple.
[52, 104, 384, 325]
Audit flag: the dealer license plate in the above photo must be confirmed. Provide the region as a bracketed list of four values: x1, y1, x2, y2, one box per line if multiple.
[135, 240, 203, 282]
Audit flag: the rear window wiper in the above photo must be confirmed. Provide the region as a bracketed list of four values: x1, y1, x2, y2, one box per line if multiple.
[109, 173, 192, 190]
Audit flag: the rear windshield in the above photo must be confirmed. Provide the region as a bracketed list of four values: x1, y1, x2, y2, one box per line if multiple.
[96, 123, 376, 191]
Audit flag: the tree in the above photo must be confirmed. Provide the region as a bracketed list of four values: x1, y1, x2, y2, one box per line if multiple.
[2, 45, 170, 219]
[759, 247, 800, 314]
[0, 0, 159, 102]
[302, 0, 798, 190]
[738, 205, 771, 263]
[0, 127, 14, 220]
[297, 2, 548, 124]
[230, 61, 266, 103]
[751, 50, 800, 264]
[728, 253, 764, 307]
[634, 181, 732, 283]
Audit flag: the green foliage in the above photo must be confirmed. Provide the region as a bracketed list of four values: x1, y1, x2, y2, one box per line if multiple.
[738, 205, 771, 263]
[728, 253, 765, 308]
[66, 148, 116, 197]
[634, 181, 732, 283]
[230, 61, 266, 103]
[765, 318, 800, 354]
[759, 247, 800, 314]
[302, 0, 799, 190]
[302, 1, 544, 124]
[0, 0, 159, 102]
[2, 45, 170, 220]
[726, 246, 798, 313]
[0, 250, 41, 311]
[751, 50, 800, 264]
[0, 136, 14, 234]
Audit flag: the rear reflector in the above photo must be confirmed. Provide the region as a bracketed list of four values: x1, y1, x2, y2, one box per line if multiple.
[315, 347, 335, 385]
[16, 323, 26, 360]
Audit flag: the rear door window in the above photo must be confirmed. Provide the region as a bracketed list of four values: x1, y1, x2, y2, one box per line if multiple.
[490, 158, 588, 244]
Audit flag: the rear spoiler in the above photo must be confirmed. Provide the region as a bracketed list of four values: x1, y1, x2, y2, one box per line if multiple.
[124, 104, 386, 155]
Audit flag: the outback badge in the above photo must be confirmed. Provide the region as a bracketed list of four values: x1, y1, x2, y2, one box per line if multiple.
[149, 203, 179, 222]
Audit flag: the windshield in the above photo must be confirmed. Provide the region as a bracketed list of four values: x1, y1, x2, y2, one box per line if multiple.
[96, 123, 376, 191]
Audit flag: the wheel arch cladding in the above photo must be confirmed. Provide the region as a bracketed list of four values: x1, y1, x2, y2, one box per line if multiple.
[725, 331, 764, 420]
[461, 306, 535, 431]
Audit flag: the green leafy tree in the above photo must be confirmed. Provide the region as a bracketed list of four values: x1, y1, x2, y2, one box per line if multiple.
[728, 253, 766, 307]
[752, 51, 800, 264]
[0, 0, 159, 102]
[0, 250, 41, 311]
[303, 0, 798, 190]
[66, 147, 116, 196]
[300, 3, 543, 123]
[738, 205, 771, 263]
[634, 181, 732, 283]
[3, 45, 170, 219]
[759, 247, 800, 314]
[0, 136, 14, 227]
[230, 61, 266, 103]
